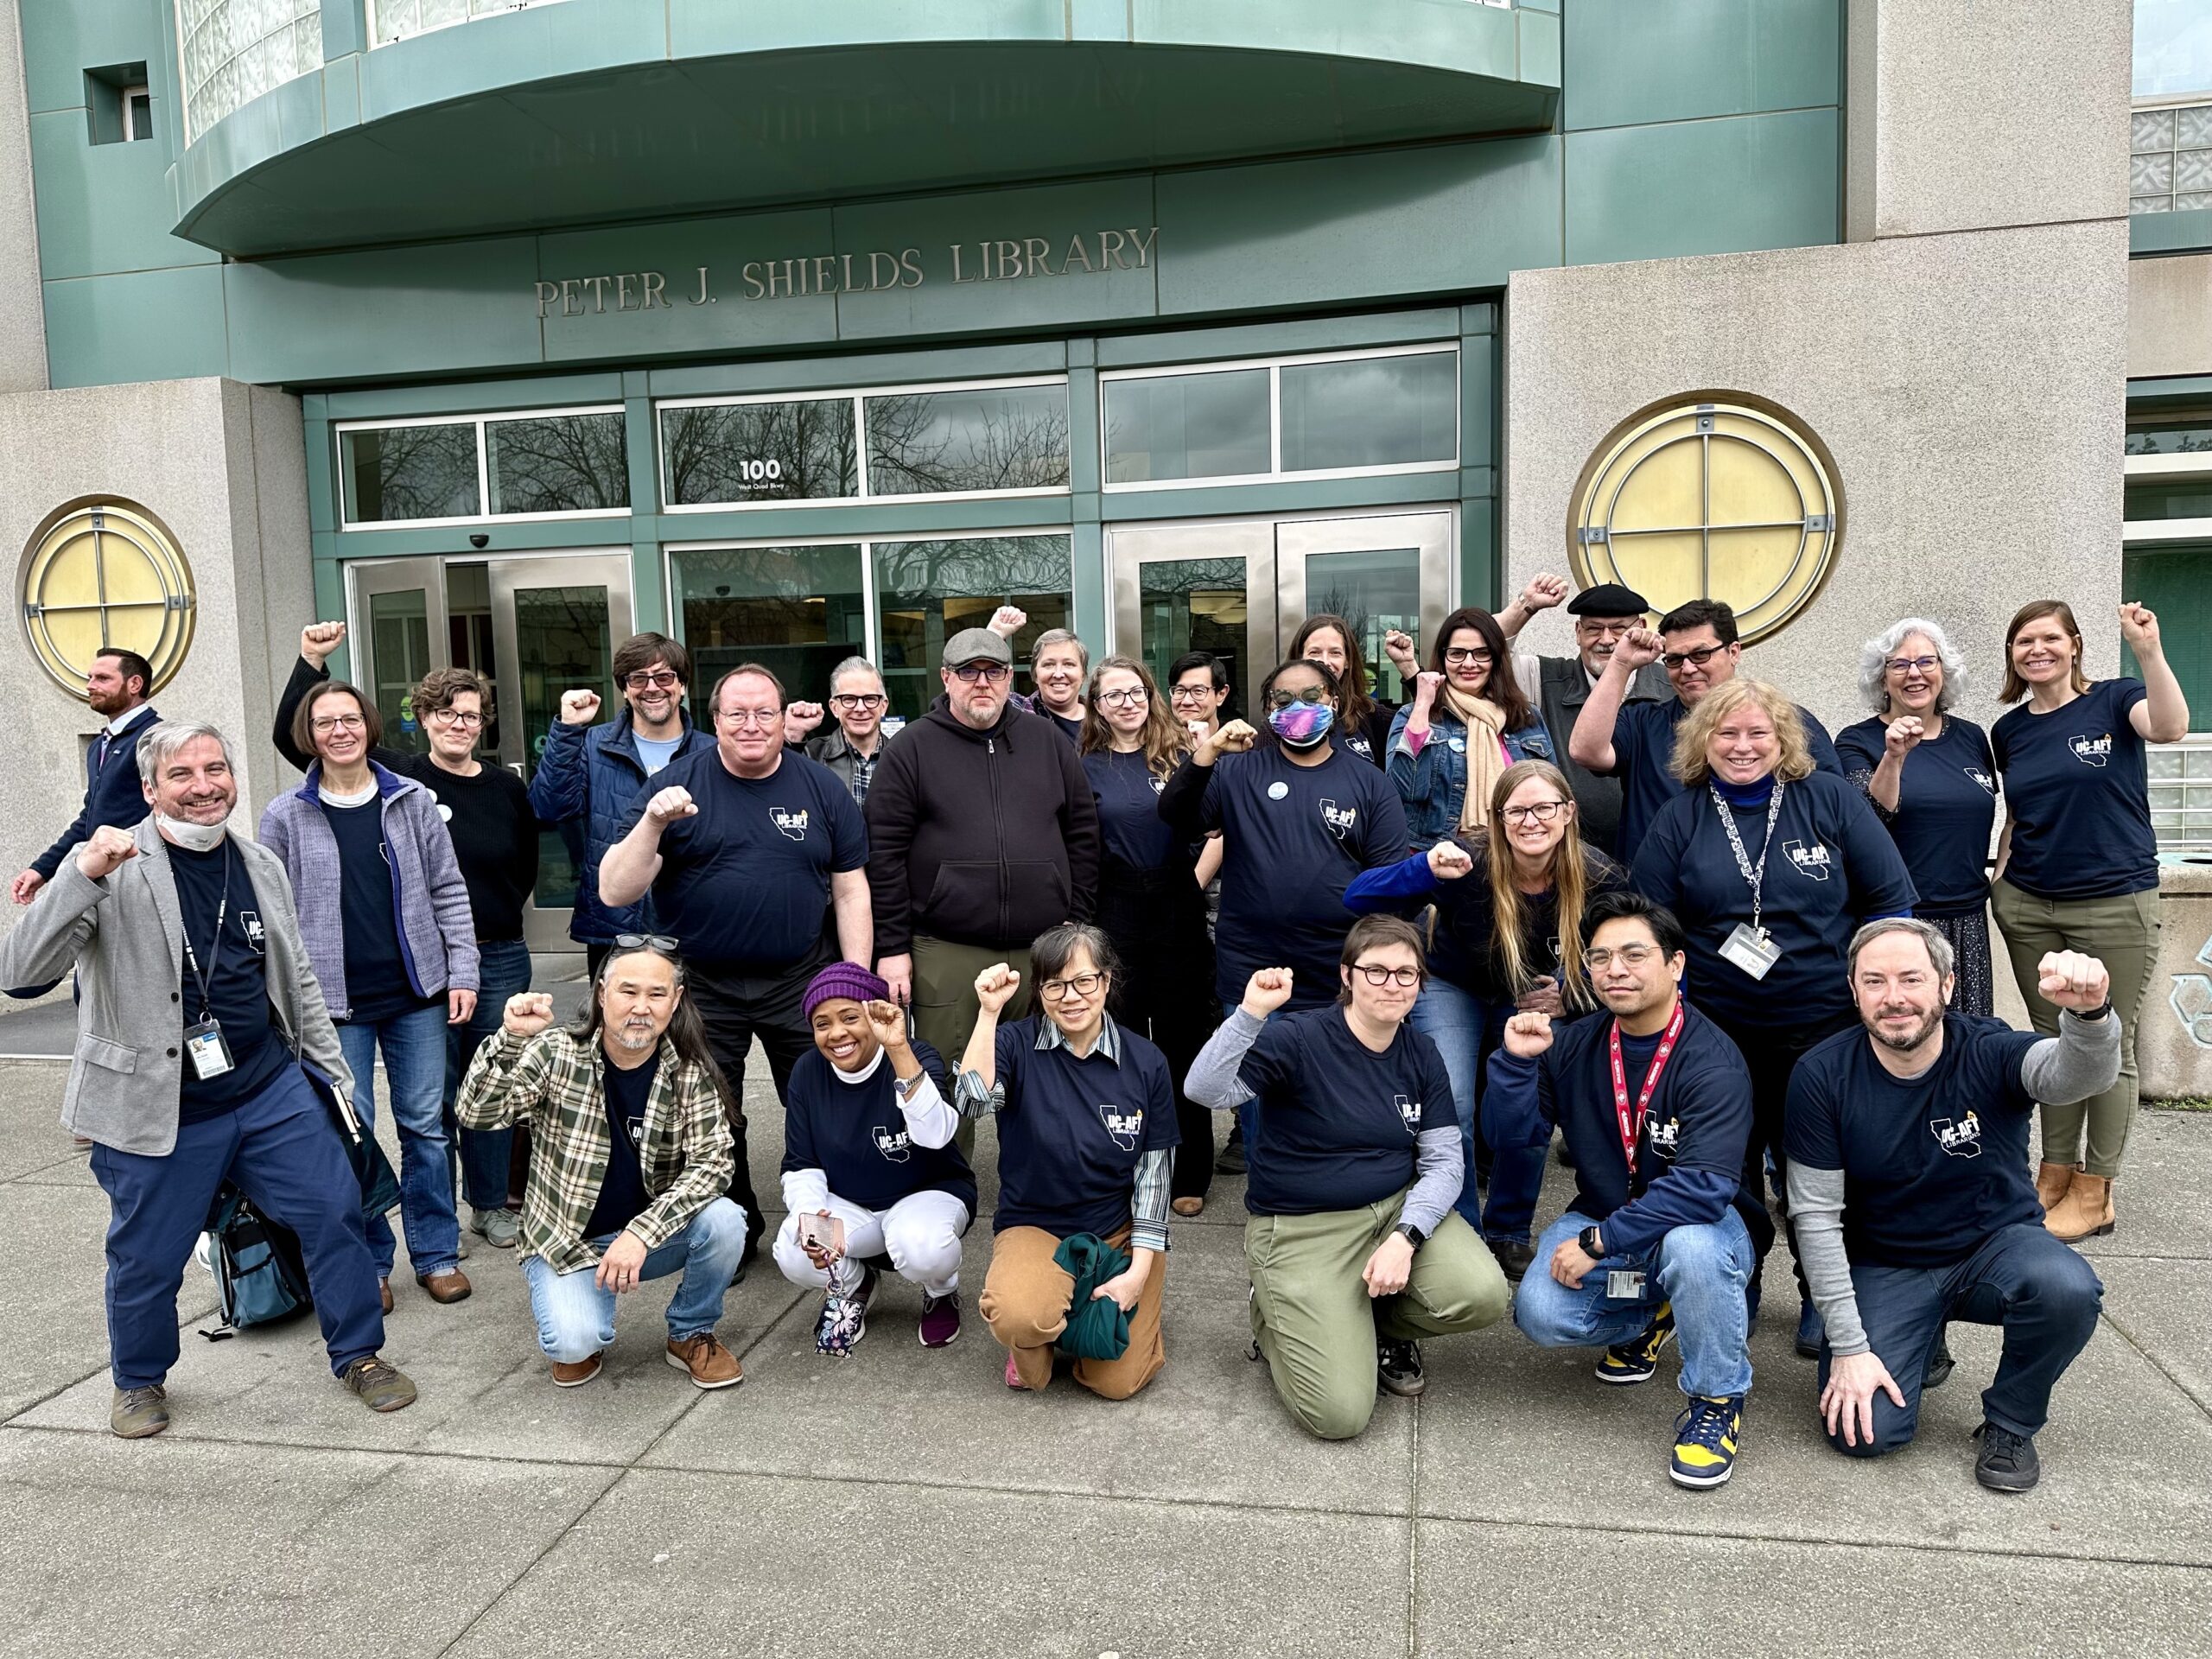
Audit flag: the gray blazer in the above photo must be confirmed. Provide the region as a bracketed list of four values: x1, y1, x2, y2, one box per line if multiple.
[0, 818, 352, 1156]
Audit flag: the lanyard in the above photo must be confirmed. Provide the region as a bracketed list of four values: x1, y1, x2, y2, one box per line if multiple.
[1608, 1001, 1685, 1176]
[178, 844, 234, 1021]
[1710, 780, 1785, 933]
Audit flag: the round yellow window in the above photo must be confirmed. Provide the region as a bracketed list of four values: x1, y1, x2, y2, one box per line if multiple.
[18, 499, 196, 698]
[1567, 395, 1841, 644]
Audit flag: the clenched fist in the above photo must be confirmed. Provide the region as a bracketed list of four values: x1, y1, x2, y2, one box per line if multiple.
[1200, 719, 1258, 761]
[645, 786, 697, 825]
[503, 992, 556, 1039]
[1239, 967, 1294, 1020]
[1517, 574, 1570, 613]
[75, 825, 138, 881]
[1615, 627, 1664, 671]
[1427, 841, 1475, 880]
[301, 620, 346, 669]
[2036, 950, 2110, 1014]
[863, 999, 911, 1052]
[1884, 715, 1925, 758]
[988, 605, 1029, 639]
[974, 963, 1022, 1016]
[1502, 1010, 1554, 1058]
[558, 689, 602, 726]
[783, 702, 825, 744]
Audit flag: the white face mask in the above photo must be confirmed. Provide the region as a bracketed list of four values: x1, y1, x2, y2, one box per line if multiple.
[155, 813, 226, 852]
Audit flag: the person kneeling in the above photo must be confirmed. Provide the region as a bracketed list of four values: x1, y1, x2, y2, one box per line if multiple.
[773, 963, 976, 1355]
[1786, 923, 2118, 1492]
[1484, 891, 1760, 1489]
[958, 923, 1179, 1399]
[1187, 916, 1510, 1440]
[457, 941, 746, 1389]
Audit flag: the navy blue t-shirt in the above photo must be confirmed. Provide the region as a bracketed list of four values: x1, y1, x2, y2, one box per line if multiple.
[1630, 772, 1917, 1033]
[1235, 1007, 1447, 1217]
[170, 841, 289, 1122]
[319, 796, 436, 1024]
[1608, 695, 1845, 861]
[782, 1039, 977, 1216]
[1085, 747, 1179, 874]
[622, 748, 867, 969]
[584, 1051, 658, 1239]
[1834, 715, 1999, 915]
[1161, 743, 1410, 1012]
[1784, 1014, 2044, 1268]
[988, 1017, 1179, 1239]
[1991, 680, 2158, 900]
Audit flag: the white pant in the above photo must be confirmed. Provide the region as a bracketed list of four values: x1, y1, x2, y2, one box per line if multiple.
[772, 1189, 971, 1297]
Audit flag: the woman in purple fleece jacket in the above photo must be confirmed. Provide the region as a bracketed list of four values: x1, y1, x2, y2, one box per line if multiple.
[259, 682, 481, 1311]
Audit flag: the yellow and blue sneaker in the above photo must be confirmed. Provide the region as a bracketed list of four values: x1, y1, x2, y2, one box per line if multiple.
[1595, 1301, 1675, 1385]
[1670, 1395, 1744, 1490]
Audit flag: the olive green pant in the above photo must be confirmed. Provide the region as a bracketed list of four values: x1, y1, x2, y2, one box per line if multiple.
[1246, 1198, 1509, 1441]
[1990, 879, 2162, 1179]
[912, 936, 1033, 1159]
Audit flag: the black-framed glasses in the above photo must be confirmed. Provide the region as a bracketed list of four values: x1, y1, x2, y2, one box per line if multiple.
[1266, 690, 1330, 712]
[1661, 644, 1727, 671]
[952, 662, 1010, 683]
[427, 708, 486, 729]
[830, 693, 887, 710]
[1167, 685, 1216, 704]
[1501, 799, 1569, 824]
[1351, 963, 1422, 988]
[1885, 655, 1941, 675]
[624, 671, 682, 690]
[1096, 687, 1148, 709]
[310, 713, 365, 733]
[1443, 646, 1493, 667]
[1040, 971, 1105, 1000]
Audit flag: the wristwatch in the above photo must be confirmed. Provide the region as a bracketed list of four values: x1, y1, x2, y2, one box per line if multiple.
[1395, 1222, 1427, 1249]
[2071, 1001, 2113, 1022]
[1578, 1224, 1605, 1259]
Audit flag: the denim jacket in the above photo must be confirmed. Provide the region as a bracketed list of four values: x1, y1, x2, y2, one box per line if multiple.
[1384, 704, 1555, 850]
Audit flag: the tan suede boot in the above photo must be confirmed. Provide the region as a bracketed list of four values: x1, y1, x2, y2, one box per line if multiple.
[2044, 1172, 2115, 1243]
[2035, 1162, 2076, 1216]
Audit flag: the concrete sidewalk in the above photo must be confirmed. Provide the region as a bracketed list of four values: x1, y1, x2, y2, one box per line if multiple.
[0, 1055, 2207, 1657]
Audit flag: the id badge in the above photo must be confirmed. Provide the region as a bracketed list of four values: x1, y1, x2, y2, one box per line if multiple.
[183, 1018, 234, 1080]
[1718, 922, 1783, 981]
[1605, 1269, 1648, 1300]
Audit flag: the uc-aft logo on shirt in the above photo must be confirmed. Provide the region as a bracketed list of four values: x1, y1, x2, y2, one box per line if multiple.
[1319, 799, 1357, 841]
[1098, 1105, 1144, 1151]
[872, 1126, 911, 1163]
[1647, 1116, 1681, 1160]
[1932, 1111, 1983, 1159]
[1394, 1094, 1421, 1134]
[1965, 766, 1997, 794]
[769, 807, 810, 841]
[1783, 839, 1832, 881]
[2069, 734, 2112, 769]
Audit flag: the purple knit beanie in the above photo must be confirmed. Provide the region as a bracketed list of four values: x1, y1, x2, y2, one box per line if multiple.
[803, 961, 889, 1022]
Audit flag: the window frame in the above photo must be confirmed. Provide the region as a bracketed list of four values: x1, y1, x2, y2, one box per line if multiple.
[120, 83, 153, 141]
[334, 403, 633, 531]
[1098, 340, 1461, 493]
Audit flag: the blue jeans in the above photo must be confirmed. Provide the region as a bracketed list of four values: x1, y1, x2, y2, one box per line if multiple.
[1408, 979, 1545, 1243]
[445, 938, 532, 1213]
[1515, 1208, 1756, 1400]
[1820, 1221, 2102, 1452]
[338, 1001, 461, 1279]
[89, 1065, 384, 1386]
[521, 1198, 748, 1361]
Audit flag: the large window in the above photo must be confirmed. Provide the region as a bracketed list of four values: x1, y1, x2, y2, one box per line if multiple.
[659, 378, 1071, 512]
[339, 407, 630, 528]
[176, 0, 320, 142]
[873, 536, 1073, 717]
[1103, 346, 1458, 489]
[669, 543, 868, 708]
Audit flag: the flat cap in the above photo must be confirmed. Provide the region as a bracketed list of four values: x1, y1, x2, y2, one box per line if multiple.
[941, 626, 1014, 668]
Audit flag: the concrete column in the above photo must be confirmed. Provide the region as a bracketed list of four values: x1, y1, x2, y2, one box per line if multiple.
[0, 0, 48, 391]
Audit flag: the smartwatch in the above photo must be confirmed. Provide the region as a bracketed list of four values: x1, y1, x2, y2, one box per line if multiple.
[1395, 1222, 1427, 1250]
[1578, 1224, 1605, 1259]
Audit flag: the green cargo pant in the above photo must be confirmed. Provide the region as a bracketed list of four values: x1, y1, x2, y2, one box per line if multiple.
[912, 935, 1033, 1159]
[1246, 1197, 1509, 1440]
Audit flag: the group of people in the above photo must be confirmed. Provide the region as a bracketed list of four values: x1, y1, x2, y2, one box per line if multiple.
[2, 569, 2183, 1497]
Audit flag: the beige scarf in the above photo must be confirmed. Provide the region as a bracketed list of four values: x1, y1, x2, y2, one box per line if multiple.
[1440, 683, 1510, 833]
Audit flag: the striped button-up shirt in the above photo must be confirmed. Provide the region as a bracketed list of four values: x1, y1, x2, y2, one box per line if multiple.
[456, 1025, 734, 1274]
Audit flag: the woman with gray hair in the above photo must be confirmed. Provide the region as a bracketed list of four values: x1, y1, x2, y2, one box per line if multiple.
[1834, 619, 1999, 1015]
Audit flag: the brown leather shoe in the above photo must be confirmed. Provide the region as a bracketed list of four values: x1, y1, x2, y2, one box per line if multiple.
[378, 1278, 395, 1315]
[1171, 1196, 1205, 1217]
[2035, 1161, 2076, 1215]
[666, 1332, 744, 1389]
[416, 1268, 473, 1304]
[2045, 1172, 2115, 1243]
[550, 1352, 602, 1388]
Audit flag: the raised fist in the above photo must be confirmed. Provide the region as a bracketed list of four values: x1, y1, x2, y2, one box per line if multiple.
[1519, 574, 1569, 613]
[988, 605, 1029, 639]
[974, 963, 1022, 1016]
[1239, 967, 1295, 1020]
[1412, 670, 1446, 706]
[1502, 1010, 1554, 1058]
[1884, 715, 1925, 758]
[1617, 627, 1664, 671]
[301, 620, 346, 669]
[1203, 719, 1258, 759]
[863, 999, 910, 1052]
[645, 786, 697, 825]
[75, 825, 138, 881]
[2118, 601, 2161, 654]
[2036, 950, 2110, 1014]
[503, 992, 556, 1039]
[1382, 629, 1419, 677]
[783, 702, 825, 745]
[558, 689, 602, 726]
[1427, 840, 1475, 880]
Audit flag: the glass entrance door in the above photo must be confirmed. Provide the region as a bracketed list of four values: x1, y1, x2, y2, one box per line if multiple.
[346, 550, 635, 953]
[1108, 510, 1452, 717]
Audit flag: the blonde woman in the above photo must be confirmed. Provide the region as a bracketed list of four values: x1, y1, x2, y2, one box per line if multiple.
[1079, 656, 1218, 1214]
[1630, 679, 1916, 1358]
[1344, 760, 1627, 1280]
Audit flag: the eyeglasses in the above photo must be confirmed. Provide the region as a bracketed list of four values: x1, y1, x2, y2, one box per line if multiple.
[625, 671, 681, 690]
[718, 709, 780, 728]
[310, 713, 365, 734]
[1661, 644, 1727, 671]
[1096, 687, 1148, 709]
[1351, 963, 1422, 988]
[1501, 800, 1569, 824]
[1578, 620, 1637, 636]
[428, 709, 485, 729]
[1266, 690, 1330, 711]
[1167, 685, 1216, 704]
[952, 663, 1010, 684]
[830, 693, 886, 711]
[1443, 646, 1493, 667]
[613, 933, 679, 951]
[1040, 972, 1104, 1000]
[1885, 655, 1941, 675]
[1586, 944, 1659, 970]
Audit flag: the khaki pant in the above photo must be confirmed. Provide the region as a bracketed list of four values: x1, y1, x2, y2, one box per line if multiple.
[1247, 1199, 1508, 1440]
[1990, 879, 2162, 1179]
[979, 1224, 1166, 1399]
[912, 935, 1033, 1159]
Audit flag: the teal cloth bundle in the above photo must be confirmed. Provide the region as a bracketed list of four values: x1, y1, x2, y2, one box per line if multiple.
[1052, 1231, 1133, 1361]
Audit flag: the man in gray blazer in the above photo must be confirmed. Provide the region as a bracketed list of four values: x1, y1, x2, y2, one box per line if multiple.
[0, 720, 417, 1437]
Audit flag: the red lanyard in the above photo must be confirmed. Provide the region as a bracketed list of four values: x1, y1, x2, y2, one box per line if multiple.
[1608, 1001, 1685, 1176]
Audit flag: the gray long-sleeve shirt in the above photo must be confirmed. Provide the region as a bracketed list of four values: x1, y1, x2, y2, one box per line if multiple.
[1789, 1007, 2121, 1356]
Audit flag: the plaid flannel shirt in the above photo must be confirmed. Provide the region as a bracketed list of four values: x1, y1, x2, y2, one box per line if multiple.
[456, 1025, 734, 1274]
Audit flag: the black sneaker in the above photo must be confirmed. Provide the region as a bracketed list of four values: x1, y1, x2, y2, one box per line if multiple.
[1377, 1338, 1426, 1397]
[1973, 1421, 2041, 1492]
[1924, 1330, 1957, 1390]
[1217, 1129, 1247, 1174]
[1485, 1236, 1536, 1283]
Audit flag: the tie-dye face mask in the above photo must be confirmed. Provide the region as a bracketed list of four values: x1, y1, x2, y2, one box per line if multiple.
[1268, 699, 1336, 749]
